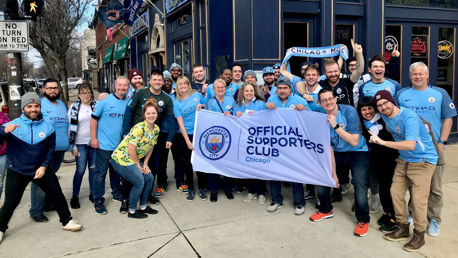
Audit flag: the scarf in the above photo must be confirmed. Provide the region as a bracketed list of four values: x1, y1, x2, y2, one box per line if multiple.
[69, 100, 96, 148]
[282, 45, 349, 72]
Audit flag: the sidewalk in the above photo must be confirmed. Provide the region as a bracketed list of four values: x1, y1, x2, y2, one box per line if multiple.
[0, 145, 457, 257]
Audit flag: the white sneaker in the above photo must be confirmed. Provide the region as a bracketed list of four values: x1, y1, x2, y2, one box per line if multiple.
[369, 194, 381, 213]
[258, 195, 266, 205]
[0, 231, 3, 244]
[243, 193, 257, 202]
[62, 220, 83, 232]
[267, 202, 283, 212]
[294, 206, 305, 215]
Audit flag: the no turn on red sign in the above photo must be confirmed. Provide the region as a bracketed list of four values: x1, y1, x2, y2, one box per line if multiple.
[0, 21, 29, 52]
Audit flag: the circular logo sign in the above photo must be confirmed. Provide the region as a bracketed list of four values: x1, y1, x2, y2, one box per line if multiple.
[38, 132, 46, 138]
[428, 97, 436, 103]
[336, 88, 342, 94]
[289, 104, 296, 109]
[199, 126, 232, 160]
[396, 126, 401, 133]
[385, 35, 398, 52]
[158, 100, 164, 106]
[438, 40, 453, 59]
[450, 102, 456, 109]
[385, 87, 392, 92]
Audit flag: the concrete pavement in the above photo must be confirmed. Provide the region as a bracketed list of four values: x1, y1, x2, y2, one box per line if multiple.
[0, 144, 457, 257]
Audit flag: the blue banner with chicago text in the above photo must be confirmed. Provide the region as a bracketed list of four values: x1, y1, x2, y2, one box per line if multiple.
[191, 109, 336, 187]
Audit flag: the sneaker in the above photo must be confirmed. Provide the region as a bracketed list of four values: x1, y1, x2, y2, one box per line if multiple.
[309, 211, 333, 222]
[148, 195, 160, 205]
[341, 183, 350, 195]
[210, 192, 217, 202]
[377, 213, 390, 226]
[128, 211, 148, 219]
[225, 192, 234, 200]
[62, 220, 83, 232]
[427, 219, 440, 237]
[354, 222, 369, 237]
[258, 195, 266, 205]
[139, 206, 158, 214]
[379, 219, 398, 233]
[304, 190, 315, 200]
[187, 191, 195, 201]
[95, 203, 108, 215]
[198, 190, 207, 200]
[31, 214, 49, 223]
[70, 197, 80, 209]
[178, 185, 189, 193]
[408, 216, 414, 225]
[243, 193, 257, 202]
[294, 206, 305, 215]
[155, 188, 165, 197]
[89, 194, 94, 203]
[120, 200, 128, 214]
[369, 194, 381, 214]
[267, 202, 283, 212]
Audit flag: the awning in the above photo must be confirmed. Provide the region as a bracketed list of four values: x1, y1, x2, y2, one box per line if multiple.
[113, 37, 129, 61]
[103, 44, 115, 64]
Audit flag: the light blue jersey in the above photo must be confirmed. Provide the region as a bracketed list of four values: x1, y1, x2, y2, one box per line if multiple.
[396, 86, 457, 141]
[234, 99, 266, 114]
[382, 107, 438, 164]
[92, 94, 130, 151]
[206, 81, 241, 101]
[41, 98, 69, 151]
[266, 94, 310, 109]
[330, 104, 368, 152]
[290, 75, 302, 95]
[301, 85, 324, 113]
[206, 96, 235, 114]
[173, 92, 205, 135]
[359, 78, 402, 98]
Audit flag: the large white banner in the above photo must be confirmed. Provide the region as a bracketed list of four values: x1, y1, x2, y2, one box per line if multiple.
[191, 109, 336, 187]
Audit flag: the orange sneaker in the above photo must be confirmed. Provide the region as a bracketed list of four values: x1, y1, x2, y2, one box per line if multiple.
[178, 185, 189, 193]
[354, 222, 369, 237]
[154, 188, 165, 197]
[309, 210, 334, 222]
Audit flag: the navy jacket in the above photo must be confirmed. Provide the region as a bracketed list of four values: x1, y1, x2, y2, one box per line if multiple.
[0, 113, 56, 176]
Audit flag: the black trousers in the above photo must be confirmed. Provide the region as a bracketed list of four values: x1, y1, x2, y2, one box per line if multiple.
[148, 132, 169, 190]
[0, 169, 72, 232]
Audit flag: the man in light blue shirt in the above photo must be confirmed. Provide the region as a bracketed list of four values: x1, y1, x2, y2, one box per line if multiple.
[371, 90, 437, 252]
[29, 78, 69, 223]
[395, 62, 456, 237]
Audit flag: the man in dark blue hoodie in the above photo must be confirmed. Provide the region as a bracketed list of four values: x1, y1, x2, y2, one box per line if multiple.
[0, 92, 82, 244]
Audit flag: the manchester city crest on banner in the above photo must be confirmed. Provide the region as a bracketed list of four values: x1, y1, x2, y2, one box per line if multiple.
[199, 126, 232, 160]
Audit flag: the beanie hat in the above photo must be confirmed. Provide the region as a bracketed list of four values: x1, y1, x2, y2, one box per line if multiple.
[243, 70, 257, 80]
[128, 69, 143, 82]
[170, 63, 182, 71]
[276, 77, 292, 88]
[373, 90, 396, 107]
[163, 70, 173, 81]
[21, 92, 41, 110]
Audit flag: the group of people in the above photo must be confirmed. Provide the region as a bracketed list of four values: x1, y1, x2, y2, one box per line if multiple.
[0, 42, 455, 253]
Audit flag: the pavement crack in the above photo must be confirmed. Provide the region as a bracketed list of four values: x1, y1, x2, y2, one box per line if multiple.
[147, 232, 181, 257]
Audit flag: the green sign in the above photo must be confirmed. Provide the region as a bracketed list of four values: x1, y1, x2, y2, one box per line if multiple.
[103, 44, 114, 64]
[113, 37, 129, 61]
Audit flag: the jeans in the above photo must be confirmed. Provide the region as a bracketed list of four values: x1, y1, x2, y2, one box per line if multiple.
[110, 159, 153, 211]
[208, 174, 233, 194]
[247, 179, 266, 195]
[0, 169, 72, 232]
[269, 181, 305, 207]
[29, 151, 65, 217]
[93, 149, 123, 204]
[0, 155, 7, 199]
[148, 132, 169, 190]
[335, 151, 370, 223]
[316, 186, 333, 213]
[72, 145, 96, 198]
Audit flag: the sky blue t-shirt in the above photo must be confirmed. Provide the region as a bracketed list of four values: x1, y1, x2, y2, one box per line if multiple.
[396, 86, 457, 142]
[381, 107, 438, 164]
[359, 78, 402, 98]
[266, 94, 310, 110]
[330, 104, 368, 152]
[234, 99, 266, 114]
[300, 85, 324, 113]
[41, 98, 69, 151]
[205, 81, 241, 101]
[206, 96, 235, 114]
[92, 94, 130, 151]
[290, 75, 303, 95]
[173, 92, 205, 135]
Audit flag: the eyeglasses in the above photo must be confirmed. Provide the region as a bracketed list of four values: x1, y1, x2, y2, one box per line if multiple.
[320, 97, 336, 103]
[376, 100, 391, 109]
[45, 87, 59, 91]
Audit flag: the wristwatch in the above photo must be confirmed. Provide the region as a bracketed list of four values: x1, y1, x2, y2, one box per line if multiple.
[333, 124, 340, 130]
[438, 139, 448, 145]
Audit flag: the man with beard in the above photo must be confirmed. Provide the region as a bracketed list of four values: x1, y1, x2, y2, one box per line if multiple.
[370, 90, 437, 252]
[163, 71, 174, 95]
[170, 63, 183, 88]
[0, 93, 82, 244]
[260, 66, 276, 99]
[319, 42, 364, 106]
[191, 64, 210, 93]
[29, 78, 69, 223]
[91, 77, 130, 215]
[127, 69, 145, 98]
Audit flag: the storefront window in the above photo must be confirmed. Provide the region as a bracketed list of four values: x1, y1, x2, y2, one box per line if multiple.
[411, 26, 429, 67]
[385, 25, 402, 82]
[284, 22, 308, 77]
[171, 10, 191, 32]
[437, 27, 455, 98]
[385, 0, 458, 9]
[182, 40, 191, 78]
